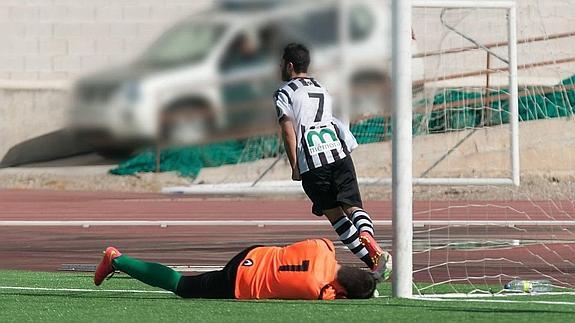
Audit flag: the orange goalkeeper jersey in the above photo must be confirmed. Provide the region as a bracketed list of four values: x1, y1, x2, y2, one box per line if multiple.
[234, 238, 339, 300]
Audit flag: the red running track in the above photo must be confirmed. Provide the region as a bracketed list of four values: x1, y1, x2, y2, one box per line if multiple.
[1, 189, 574, 286]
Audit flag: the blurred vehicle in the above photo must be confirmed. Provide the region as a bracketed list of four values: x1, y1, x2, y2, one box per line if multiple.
[69, 0, 424, 157]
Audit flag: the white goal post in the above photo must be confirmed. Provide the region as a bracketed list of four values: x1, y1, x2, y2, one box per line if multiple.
[391, 0, 414, 298]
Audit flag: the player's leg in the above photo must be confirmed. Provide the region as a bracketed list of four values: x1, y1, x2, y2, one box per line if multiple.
[343, 205, 390, 274]
[323, 207, 375, 269]
[300, 161, 374, 268]
[332, 156, 374, 233]
[94, 247, 181, 292]
[94, 246, 252, 299]
[343, 205, 383, 259]
[301, 162, 375, 268]
[113, 254, 182, 292]
[114, 254, 232, 298]
[332, 156, 378, 239]
[175, 245, 259, 299]
[344, 205, 375, 237]
[334, 156, 391, 278]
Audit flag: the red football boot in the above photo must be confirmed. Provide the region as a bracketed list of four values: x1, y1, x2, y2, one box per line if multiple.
[94, 247, 122, 286]
[359, 232, 392, 280]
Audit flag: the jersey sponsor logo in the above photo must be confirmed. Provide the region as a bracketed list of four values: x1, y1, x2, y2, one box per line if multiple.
[242, 259, 254, 267]
[304, 125, 342, 155]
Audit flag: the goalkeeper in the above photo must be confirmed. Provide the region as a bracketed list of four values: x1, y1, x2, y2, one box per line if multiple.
[94, 239, 378, 300]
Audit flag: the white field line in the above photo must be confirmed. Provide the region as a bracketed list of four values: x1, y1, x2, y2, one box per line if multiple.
[0, 286, 171, 294]
[161, 176, 516, 195]
[413, 296, 575, 306]
[5, 286, 575, 305]
[59, 264, 225, 273]
[1, 220, 575, 227]
[167, 265, 224, 272]
[415, 292, 575, 298]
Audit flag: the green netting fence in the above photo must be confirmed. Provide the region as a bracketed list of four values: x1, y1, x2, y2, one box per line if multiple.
[110, 74, 575, 178]
[110, 136, 282, 178]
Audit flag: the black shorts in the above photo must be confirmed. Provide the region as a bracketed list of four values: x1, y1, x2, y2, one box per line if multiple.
[300, 156, 363, 216]
[175, 245, 261, 299]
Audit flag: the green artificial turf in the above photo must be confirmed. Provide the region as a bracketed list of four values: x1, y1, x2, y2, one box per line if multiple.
[1, 270, 574, 323]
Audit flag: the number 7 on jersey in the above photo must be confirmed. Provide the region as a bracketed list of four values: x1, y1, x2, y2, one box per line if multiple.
[308, 93, 325, 122]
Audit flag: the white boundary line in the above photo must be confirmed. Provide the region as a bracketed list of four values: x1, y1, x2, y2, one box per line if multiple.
[59, 264, 225, 273]
[376, 291, 575, 305]
[161, 177, 516, 196]
[4, 286, 575, 305]
[412, 0, 516, 9]
[0, 286, 171, 294]
[415, 296, 575, 306]
[1, 220, 575, 227]
[416, 292, 575, 298]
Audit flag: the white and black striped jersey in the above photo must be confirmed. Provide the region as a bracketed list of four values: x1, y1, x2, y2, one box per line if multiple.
[274, 77, 358, 174]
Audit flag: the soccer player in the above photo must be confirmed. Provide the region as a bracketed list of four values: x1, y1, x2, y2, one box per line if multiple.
[94, 239, 377, 300]
[274, 43, 391, 276]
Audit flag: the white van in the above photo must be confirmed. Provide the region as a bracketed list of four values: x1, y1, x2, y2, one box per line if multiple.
[69, 0, 423, 157]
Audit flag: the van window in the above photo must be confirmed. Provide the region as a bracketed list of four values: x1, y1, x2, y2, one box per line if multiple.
[138, 21, 225, 67]
[220, 25, 282, 72]
[282, 8, 338, 47]
[281, 5, 374, 46]
[350, 5, 375, 41]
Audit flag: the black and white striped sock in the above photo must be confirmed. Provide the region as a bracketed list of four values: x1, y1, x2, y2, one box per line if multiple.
[351, 209, 375, 237]
[331, 216, 374, 268]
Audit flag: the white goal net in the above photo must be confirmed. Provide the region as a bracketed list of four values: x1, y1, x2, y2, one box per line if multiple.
[409, 0, 575, 298]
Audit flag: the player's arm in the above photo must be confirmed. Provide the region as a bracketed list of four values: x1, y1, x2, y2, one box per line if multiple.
[274, 89, 300, 181]
[279, 117, 300, 181]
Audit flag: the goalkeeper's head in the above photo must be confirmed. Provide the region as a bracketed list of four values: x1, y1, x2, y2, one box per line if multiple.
[334, 265, 378, 299]
[281, 43, 310, 81]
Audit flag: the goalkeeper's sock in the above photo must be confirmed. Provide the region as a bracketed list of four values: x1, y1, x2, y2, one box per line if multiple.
[331, 215, 374, 268]
[350, 209, 375, 236]
[112, 255, 182, 293]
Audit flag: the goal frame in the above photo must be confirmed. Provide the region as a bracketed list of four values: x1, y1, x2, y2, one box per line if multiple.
[392, 0, 519, 298]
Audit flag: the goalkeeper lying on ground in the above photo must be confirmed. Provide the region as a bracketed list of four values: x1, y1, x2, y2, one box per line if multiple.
[94, 238, 380, 300]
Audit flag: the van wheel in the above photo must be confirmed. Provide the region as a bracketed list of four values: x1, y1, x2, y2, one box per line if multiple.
[160, 104, 215, 145]
[93, 146, 136, 160]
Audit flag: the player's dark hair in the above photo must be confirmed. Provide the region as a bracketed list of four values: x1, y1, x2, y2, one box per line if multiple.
[336, 266, 377, 299]
[282, 43, 310, 73]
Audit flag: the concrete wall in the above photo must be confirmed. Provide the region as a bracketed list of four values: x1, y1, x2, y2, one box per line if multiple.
[0, 0, 211, 160]
[1, 0, 573, 83]
[360, 117, 575, 178]
[0, 0, 211, 82]
[0, 88, 68, 163]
